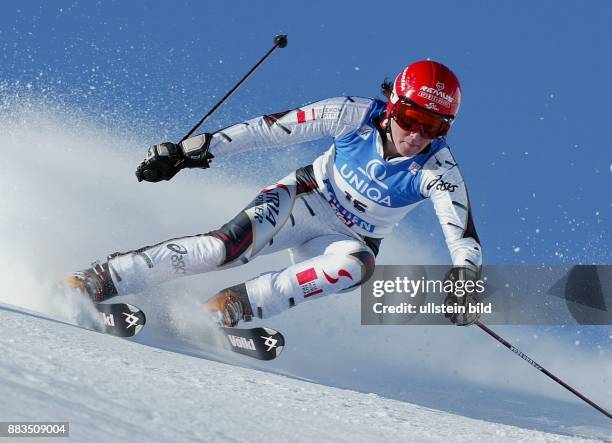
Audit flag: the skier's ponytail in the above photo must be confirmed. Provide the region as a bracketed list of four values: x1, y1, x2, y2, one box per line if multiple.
[380, 78, 393, 99]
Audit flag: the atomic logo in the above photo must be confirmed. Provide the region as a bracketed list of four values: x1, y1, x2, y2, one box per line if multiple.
[261, 335, 278, 352]
[123, 312, 141, 329]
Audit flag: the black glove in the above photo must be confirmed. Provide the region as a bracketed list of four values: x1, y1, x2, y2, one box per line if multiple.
[135, 133, 214, 183]
[443, 266, 482, 326]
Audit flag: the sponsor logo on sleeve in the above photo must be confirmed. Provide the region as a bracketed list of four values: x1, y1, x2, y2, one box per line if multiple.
[426, 174, 458, 192]
[296, 106, 342, 124]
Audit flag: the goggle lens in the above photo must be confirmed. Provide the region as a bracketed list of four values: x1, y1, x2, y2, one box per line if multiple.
[392, 100, 452, 138]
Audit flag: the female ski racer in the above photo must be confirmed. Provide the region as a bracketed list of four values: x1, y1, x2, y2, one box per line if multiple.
[66, 60, 482, 327]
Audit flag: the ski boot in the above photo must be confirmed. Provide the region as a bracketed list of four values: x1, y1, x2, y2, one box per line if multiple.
[205, 285, 253, 327]
[64, 261, 118, 302]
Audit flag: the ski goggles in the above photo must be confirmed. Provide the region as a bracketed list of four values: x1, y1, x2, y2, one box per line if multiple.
[391, 99, 453, 138]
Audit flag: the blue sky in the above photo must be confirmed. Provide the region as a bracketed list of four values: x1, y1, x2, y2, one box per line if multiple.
[1, 2, 610, 424]
[2, 0, 611, 265]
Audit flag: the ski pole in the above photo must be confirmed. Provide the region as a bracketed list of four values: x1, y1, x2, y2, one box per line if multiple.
[476, 321, 611, 420]
[180, 34, 288, 143]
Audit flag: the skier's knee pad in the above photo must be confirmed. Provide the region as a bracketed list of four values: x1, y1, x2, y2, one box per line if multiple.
[349, 250, 376, 286]
[207, 212, 254, 265]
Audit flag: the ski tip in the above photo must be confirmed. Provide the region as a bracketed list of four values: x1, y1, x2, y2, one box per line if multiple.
[256, 327, 285, 359]
[119, 304, 146, 335]
[262, 326, 279, 336]
[95, 302, 146, 338]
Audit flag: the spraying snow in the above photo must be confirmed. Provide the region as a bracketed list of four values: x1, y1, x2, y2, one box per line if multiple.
[0, 95, 609, 440]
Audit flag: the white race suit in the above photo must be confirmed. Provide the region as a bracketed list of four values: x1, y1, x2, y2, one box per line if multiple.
[107, 97, 482, 319]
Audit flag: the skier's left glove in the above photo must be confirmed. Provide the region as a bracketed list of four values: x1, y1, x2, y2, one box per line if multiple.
[135, 133, 214, 183]
[443, 266, 482, 326]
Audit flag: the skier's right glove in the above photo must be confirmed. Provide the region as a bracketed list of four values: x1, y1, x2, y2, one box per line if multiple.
[443, 266, 482, 326]
[135, 133, 214, 183]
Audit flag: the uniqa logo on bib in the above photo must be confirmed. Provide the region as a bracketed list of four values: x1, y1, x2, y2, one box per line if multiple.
[339, 160, 392, 206]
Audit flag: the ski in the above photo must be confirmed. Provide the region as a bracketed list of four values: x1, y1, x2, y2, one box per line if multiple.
[219, 326, 284, 361]
[91, 302, 146, 338]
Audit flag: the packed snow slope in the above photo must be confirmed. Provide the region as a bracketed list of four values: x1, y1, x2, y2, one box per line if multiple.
[0, 99, 610, 441]
[0, 305, 604, 443]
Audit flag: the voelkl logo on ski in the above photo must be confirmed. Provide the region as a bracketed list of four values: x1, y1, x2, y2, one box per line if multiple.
[260, 335, 278, 352]
[228, 335, 257, 351]
[123, 312, 141, 329]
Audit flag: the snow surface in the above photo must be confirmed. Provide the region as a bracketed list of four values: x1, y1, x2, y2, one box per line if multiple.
[0, 305, 603, 443]
[0, 96, 610, 442]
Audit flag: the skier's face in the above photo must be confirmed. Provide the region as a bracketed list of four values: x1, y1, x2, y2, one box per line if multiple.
[389, 118, 433, 157]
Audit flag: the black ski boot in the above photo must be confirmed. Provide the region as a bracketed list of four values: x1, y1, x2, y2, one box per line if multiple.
[205, 285, 253, 327]
[65, 262, 118, 302]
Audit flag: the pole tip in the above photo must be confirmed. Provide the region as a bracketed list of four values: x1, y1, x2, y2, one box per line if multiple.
[274, 34, 288, 48]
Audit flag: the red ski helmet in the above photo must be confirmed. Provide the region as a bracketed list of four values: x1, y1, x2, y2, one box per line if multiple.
[385, 60, 461, 121]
